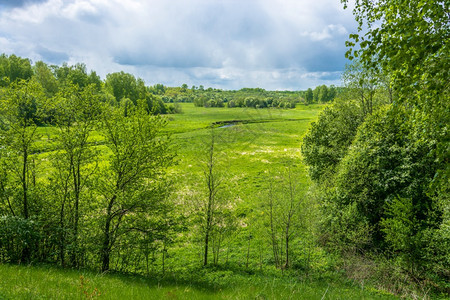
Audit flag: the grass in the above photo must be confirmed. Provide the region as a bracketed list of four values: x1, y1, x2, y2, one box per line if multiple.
[164, 103, 322, 134]
[166, 103, 320, 200]
[0, 263, 398, 299]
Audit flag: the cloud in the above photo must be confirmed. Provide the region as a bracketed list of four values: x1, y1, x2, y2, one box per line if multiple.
[0, 0, 357, 89]
[0, 0, 48, 9]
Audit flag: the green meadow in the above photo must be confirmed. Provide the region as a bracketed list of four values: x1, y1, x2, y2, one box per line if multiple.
[0, 263, 398, 300]
[167, 103, 321, 190]
[0, 103, 401, 299]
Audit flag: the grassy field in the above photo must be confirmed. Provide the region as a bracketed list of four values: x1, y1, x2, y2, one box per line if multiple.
[0, 104, 401, 299]
[0, 263, 397, 299]
[167, 103, 321, 198]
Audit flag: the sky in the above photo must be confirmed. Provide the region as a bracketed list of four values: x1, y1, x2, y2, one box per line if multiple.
[0, 0, 358, 90]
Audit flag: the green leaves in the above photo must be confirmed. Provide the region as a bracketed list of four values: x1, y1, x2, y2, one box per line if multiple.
[301, 98, 364, 182]
[381, 196, 415, 253]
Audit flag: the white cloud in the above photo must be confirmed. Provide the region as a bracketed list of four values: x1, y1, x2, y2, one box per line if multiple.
[0, 0, 358, 89]
[302, 24, 348, 41]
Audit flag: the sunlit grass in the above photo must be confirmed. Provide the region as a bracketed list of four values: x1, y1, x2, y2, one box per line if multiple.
[0, 263, 397, 299]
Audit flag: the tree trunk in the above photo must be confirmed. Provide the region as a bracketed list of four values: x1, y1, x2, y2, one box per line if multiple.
[71, 162, 81, 267]
[59, 197, 66, 267]
[101, 212, 112, 272]
[285, 223, 290, 268]
[101, 226, 111, 271]
[203, 225, 210, 266]
[22, 148, 29, 219]
[21, 145, 31, 263]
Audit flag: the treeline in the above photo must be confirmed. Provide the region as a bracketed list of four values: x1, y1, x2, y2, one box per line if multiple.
[153, 85, 342, 109]
[0, 54, 178, 116]
[304, 85, 343, 104]
[302, 0, 449, 294]
[193, 88, 301, 109]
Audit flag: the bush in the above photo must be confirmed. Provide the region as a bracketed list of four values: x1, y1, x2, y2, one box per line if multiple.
[0, 216, 40, 263]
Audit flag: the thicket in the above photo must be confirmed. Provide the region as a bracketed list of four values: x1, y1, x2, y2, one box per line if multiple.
[302, 0, 449, 295]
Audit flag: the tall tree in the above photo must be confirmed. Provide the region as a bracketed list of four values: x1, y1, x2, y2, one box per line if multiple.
[33, 61, 59, 97]
[202, 127, 222, 266]
[342, 60, 381, 116]
[0, 54, 33, 86]
[342, 0, 449, 194]
[305, 88, 314, 104]
[51, 84, 101, 267]
[341, 0, 449, 277]
[98, 100, 173, 272]
[301, 98, 364, 182]
[0, 79, 45, 261]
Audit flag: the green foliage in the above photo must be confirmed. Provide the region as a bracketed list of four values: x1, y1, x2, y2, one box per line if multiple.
[342, 0, 448, 103]
[305, 100, 449, 291]
[97, 101, 174, 271]
[301, 98, 363, 181]
[305, 88, 313, 104]
[334, 106, 440, 244]
[0, 216, 40, 263]
[298, 2, 450, 292]
[259, 166, 309, 269]
[0, 54, 33, 86]
[342, 0, 449, 203]
[52, 63, 100, 90]
[105, 73, 170, 114]
[105, 71, 144, 104]
[33, 61, 59, 97]
[381, 197, 417, 265]
[342, 60, 390, 116]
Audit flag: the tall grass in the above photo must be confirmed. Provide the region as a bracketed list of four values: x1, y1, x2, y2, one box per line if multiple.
[0, 263, 398, 299]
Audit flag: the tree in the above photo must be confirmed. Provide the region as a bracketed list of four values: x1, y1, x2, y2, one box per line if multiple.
[341, 0, 449, 278]
[97, 100, 173, 272]
[0, 54, 33, 86]
[312, 86, 319, 102]
[0, 79, 45, 261]
[105, 72, 140, 103]
[33, 61, 59, 97]
[305, 88, 313, 104]
[150, 84, 166, 95]
[301, 98, 364, 182]
[317, 85, 328, 103]
[342, 60, 382, 116]
[201, 127, 222, 266]
[342, 0, 448, 102]
[186, 127, 237, 267]
[50, 84, 101, 267]
[328, 85, 337, 101]
[342, 0, 449, 198]
[261, 166, 307, 269]
[330, 106, 441, 253]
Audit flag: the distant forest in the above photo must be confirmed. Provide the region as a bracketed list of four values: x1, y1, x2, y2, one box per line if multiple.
[0, 53, 341, 113]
